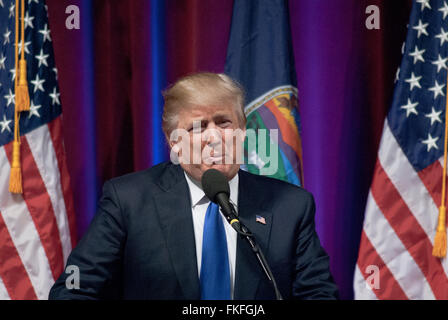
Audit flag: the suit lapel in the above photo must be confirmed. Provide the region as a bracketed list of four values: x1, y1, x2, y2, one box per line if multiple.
[153, 164, 200, 299]
[234, 170, 273, 300]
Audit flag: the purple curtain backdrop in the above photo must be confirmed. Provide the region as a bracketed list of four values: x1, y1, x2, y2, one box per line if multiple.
[46, 0, 411, 299]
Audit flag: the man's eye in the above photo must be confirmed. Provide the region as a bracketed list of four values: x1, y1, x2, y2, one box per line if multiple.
[219, 120, 231, 127]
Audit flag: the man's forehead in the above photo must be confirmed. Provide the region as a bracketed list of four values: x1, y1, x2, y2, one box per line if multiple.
[181, 105, 236, 117]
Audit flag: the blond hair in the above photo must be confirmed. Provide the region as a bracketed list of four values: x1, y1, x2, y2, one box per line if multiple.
[162, 72, 246, 138]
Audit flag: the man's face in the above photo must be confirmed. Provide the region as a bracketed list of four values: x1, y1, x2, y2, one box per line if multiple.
[170, 104, 246, 182]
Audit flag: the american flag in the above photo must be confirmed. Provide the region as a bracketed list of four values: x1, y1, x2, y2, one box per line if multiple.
[0, 0, 76, 299]
[354, 0, 448, 299]
[255, 215, 266, 225]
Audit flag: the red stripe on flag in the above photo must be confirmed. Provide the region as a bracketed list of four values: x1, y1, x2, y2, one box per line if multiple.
[0, 211, 38, 299]
[357, 230, 408, 299]
[4, 138, 64, 280]
[418, 160, 443, 208]
[47, 118, 77, 247]
[371, 160, 448, 299]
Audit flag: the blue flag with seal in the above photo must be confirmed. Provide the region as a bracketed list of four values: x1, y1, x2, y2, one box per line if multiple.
[224, 0, 304, 186]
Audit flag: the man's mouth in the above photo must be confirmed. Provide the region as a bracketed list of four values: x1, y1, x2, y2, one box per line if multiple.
[207, 155, 223, 163]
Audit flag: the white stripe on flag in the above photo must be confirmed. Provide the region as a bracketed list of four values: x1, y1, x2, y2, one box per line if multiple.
[363, 192, 435, 299]
[0, 276, 10, 300]
[26, 125, 72, 263]
[353, 265, 378, 300]
[0, 147, 54, 300]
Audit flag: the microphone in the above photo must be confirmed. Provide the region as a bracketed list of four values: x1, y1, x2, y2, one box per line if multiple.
[201, 169, 242, 233]
[201, 168, 283, 300]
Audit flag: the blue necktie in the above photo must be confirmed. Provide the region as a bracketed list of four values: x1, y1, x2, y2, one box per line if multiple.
[200, 202, 231, 300]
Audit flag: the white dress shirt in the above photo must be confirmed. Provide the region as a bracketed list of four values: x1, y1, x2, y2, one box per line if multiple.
[184, 171, 238, 299]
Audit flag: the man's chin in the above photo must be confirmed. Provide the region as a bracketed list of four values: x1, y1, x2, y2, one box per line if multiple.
[180, 162, 240, 182]
[202, 163, 239, 179]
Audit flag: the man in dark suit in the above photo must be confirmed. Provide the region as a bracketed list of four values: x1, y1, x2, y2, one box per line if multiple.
[49, 73, 338, 300]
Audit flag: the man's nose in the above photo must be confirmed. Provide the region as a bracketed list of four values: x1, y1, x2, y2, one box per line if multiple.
[205, 121, 218, 130]
[204, 122, 222, 144]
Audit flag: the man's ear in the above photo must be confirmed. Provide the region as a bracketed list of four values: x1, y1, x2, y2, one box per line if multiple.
[168, 138, 175, 149]
[167, 129, 184, 157]
[168, 134, 183, 149]
[165, 130, 176, 149]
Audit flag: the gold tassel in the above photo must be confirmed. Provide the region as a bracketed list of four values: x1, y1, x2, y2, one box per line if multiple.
[8, 0, 26, 194]
[9, 0, 22, 194]
[15, 59, 30, 112]
[433, 206, 446, 258]
[434, 37, 448, 257]
[9, 140, 22, 194]
[16, 0, 29, 112]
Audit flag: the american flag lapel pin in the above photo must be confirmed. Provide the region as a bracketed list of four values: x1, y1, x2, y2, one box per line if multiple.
[256, 215, 266, 225]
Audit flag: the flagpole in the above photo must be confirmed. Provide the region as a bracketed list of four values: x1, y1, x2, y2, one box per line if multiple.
[432, 71, 448, 258]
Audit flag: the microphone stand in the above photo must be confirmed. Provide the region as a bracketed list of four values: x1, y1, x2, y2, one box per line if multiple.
[224, 204, 283, 300]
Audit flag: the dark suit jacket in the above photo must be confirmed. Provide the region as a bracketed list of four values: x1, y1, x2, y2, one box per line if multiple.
[49, 162, 338, 300]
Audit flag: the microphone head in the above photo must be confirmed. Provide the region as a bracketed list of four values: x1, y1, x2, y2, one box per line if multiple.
[201, 169, 230, 203]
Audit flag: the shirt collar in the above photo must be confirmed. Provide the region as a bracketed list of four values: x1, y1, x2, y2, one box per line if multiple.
[184, 170, 239, 208]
